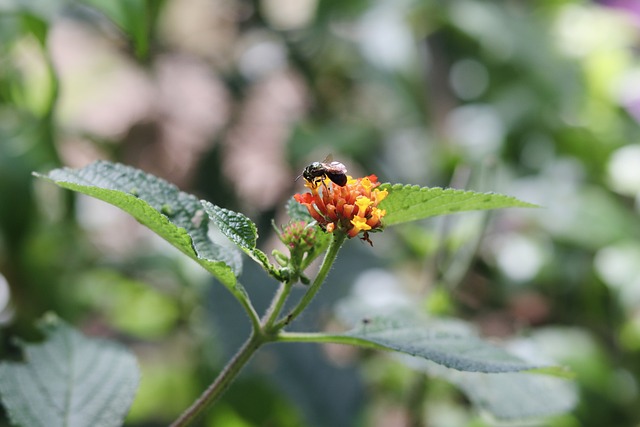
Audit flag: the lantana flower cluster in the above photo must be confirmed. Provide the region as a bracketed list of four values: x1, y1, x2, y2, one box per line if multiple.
[273, 220, 326, 284]
[294, 175, 388, 242]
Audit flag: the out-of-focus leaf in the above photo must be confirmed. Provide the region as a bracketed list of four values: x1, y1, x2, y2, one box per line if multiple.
[0, 314, 139, 427]
[334, 280, 575, 421]
[34, 161, 241, 290]
[405, 355, 577, 422]
[545, 186, 640, 249]
[379, 184, 537, 226]
[126, 360, 198, 423]
[20, 13, 48, 46]
[79, 0, 156, 60]
[0, 0, 71, 20]
[76, 270, 180, 339]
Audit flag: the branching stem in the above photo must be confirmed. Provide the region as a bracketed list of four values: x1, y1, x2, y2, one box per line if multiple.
[262, 279, 293, 330]
[273, 232, 346, 329]
[172, 232, 346, 426]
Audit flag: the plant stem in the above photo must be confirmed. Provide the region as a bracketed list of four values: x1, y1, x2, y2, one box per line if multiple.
[170, 332, 264, 427]
[262, 279, 292, 330]
[276, 331, 387, 350]
[273, 232, 346, 329]
[407, 374, 428, 427]
[262, 281, 293, 333]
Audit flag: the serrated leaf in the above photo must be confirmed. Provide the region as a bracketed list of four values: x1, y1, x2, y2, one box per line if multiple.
[379, 184, 537, 226]
[201, 201, 275, 274]
[0, 314, 139, 427]
[34, 161, 240, 289]
[343, 317, 544, 373]
[201, 202, 258, 253]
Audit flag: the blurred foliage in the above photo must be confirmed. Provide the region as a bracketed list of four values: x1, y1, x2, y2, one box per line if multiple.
[1, 0, 640, 426]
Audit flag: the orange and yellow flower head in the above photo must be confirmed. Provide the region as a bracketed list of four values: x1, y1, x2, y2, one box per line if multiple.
[293, 175, 387, 243]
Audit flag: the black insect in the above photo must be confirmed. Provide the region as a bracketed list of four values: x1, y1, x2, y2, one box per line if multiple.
[298, 155, 348, 187]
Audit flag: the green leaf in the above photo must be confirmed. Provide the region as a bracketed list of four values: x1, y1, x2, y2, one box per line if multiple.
[329, 287, 576, 420]
[418, 360, 577, 421]
[379, 184, 537, 226]
[201, 202, 258, 255]
[0, 314, 139, 427]
[201, 201, 276, 276]
[342, 317, 545, 373]
[34, 161, 240, 289]
[332, 279, 564, 374]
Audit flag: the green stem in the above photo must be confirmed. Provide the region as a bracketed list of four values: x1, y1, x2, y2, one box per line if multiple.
[276, 331, 386, 351]
[242, 300, 262, 333]
[39, 33, 62, 166]
[170, 332, 264, 427]
[262, 279, 293, 330]
[407, 374, 428, 427]
[273, 232, 346, 329]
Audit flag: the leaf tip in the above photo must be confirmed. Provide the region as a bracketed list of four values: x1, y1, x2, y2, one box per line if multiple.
[38, 311, 61, 328]
[32, 170, 52, 181]
[527, 365, 575, 379]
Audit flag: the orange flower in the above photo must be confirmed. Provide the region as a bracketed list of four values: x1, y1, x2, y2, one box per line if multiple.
[293, 174, 387, 244]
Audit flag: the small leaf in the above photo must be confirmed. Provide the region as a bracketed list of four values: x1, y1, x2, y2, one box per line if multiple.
[343, 317, 544, 373]
[379, 184, 537, 226]
[0, 314, 139, 427]
[34, 161, 241, 290]
[201, 202, 258, 253]
[202, 201, 276, 276]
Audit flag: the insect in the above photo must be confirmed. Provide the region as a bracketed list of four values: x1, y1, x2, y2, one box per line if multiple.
[297, 155, 348, 187]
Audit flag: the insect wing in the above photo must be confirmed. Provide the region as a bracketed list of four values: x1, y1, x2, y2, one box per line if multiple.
[322, 154, 334, 163]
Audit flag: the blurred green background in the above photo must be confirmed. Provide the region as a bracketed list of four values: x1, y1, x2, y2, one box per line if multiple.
[2, 0, 640, 426]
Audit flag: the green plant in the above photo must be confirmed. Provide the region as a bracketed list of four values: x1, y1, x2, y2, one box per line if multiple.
[0, 161, 576, 426]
